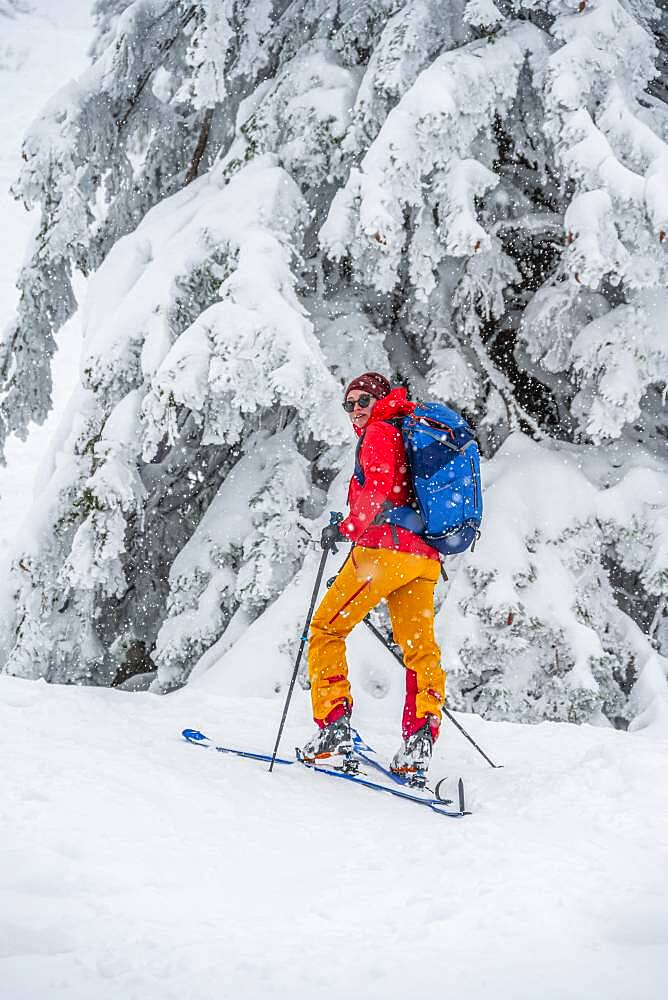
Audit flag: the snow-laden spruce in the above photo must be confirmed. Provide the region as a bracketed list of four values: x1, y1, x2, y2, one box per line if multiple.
[0, 1, 28, 15]
[0, 0, 666, 728]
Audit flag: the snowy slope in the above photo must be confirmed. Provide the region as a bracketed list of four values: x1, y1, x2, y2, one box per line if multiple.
[0, 0, 91, 557]
[2, 668, 667, 1000]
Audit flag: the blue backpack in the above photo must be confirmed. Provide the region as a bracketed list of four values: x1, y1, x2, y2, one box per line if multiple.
[354, 402, 483, 556]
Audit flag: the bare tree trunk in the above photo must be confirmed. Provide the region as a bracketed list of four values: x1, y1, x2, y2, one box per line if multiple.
[185, 108, 214, 185]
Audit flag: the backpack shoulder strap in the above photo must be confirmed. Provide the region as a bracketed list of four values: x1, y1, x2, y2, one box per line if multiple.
[353, 432, 365, 486]
[353, 419, 404, 487]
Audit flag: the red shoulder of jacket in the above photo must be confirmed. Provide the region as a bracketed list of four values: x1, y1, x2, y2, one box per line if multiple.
[363, 419, 402, 442]
[358, 420, 402, 463]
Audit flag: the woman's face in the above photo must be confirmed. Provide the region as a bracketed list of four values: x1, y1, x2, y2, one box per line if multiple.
[345, 389, 376, 431]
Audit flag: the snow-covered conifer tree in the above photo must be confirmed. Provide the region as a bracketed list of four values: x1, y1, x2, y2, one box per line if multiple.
[1, 0, 666, 727]
[0, 1, 28, 15]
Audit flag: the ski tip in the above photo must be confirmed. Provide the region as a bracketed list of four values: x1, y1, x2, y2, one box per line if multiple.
[434, 777, 453, 804]
[182, 729, 209, 744]
[351, 729, 374, 753]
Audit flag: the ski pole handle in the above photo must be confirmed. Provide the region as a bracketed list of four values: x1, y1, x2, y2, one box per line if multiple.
[327, 511, 344, 554]
[320, 512, 344, 554]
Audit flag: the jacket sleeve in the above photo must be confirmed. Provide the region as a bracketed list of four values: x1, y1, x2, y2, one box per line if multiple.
[340, 423, 400, 541]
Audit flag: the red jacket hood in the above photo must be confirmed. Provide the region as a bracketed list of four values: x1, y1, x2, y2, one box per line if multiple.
[353, 387, 415, 437]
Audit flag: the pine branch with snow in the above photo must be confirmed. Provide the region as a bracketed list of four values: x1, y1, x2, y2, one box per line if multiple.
[1, 0, 666, 728]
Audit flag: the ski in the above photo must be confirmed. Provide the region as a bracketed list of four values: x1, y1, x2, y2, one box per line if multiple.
[350, 730, 469, 814]
[351, 729, 440, 793]
[182, 728, 294, 765]
[181, 728, 469, 818]
[296, 751, 467, 817]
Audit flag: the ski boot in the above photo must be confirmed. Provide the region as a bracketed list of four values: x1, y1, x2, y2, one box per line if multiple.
[298, 714, 359, 773]
[390, 721, 435, 788]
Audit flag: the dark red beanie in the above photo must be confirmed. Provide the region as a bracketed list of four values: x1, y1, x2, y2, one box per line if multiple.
[344, 371, 391, 400]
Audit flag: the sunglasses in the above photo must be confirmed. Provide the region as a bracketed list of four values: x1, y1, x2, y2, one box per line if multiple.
[342, 394, 374, 413]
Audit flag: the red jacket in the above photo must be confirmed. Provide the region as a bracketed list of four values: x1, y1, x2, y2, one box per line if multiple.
[339, 388, 440, 561]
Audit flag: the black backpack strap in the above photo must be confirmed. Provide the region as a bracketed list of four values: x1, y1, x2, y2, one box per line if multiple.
[353, 432, 365, 486]
[353, 419, 403, 488]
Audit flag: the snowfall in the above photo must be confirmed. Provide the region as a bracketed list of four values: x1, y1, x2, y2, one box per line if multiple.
[1, 4, 667, 999]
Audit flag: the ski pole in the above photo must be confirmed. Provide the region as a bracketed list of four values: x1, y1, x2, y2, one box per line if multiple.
[440, 704, 501, 768]
[268, 515, 342, 772]
[361, 615, 502, 769]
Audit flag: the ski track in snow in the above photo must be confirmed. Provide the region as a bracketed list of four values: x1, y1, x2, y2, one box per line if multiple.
[1, 674, 667, 999]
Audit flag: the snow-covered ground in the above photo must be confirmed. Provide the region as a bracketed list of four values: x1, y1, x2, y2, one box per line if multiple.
[0, 0, 91, 557]
[2, 664, 667, 999]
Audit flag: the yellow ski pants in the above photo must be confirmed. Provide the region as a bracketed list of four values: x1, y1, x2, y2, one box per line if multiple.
[308, 547, 445, 736]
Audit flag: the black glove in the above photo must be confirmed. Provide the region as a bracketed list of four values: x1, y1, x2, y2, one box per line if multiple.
[320, 522, 344, 552]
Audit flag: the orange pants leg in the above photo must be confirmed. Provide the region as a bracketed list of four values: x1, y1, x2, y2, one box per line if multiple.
[386, 572, 445, 739]
[308, 547, 441, 727]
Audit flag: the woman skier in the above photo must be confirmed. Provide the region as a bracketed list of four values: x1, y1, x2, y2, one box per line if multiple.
[301, 372, 445, 777]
